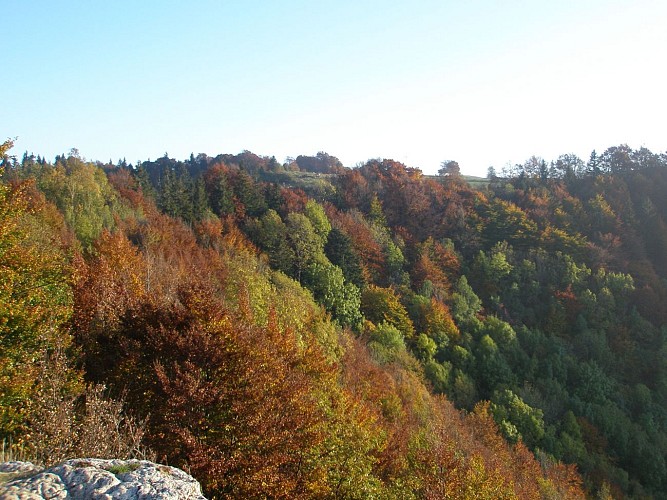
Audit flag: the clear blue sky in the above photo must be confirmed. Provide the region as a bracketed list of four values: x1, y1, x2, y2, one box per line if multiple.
[4, 0, 666, 176]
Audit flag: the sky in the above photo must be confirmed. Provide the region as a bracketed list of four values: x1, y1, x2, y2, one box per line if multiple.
[3, 0, 667, 176]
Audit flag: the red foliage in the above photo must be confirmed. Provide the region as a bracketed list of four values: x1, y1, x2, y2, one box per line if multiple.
[279, 187, 308, 216]
[99, 279, 336, 498]
[554, 285, 583, 322]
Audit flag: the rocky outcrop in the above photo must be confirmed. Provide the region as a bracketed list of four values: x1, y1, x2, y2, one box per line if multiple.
[0, 459, 206, 499]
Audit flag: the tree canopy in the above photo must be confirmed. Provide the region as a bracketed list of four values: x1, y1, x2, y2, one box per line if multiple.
[5, 141, 667, 497]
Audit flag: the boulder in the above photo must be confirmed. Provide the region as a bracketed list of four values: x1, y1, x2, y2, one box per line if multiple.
[0, 459, 206, 499]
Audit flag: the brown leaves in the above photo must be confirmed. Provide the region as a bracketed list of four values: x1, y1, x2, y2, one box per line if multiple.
[109, 282, 334, 498]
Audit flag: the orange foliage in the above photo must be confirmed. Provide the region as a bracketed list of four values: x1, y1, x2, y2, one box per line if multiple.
[411, 399, 586, 499]
[412, 237, 461, 297]
[193, 215, 224, 249]
[554, 285, 583, 322]
[106, 168, 149, 212]
[329, 209, 386, 284]
[65, 168, 592, 498]
[279, 186, 309, 215]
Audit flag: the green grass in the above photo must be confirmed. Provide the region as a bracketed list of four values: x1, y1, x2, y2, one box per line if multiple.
[104, 462, 141, 475]
[463, 175, 490, 189]
[424, 174, 489, 189]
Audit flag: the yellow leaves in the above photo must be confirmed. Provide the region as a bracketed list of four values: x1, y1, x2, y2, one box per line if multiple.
[458, 455, 518, 500]
[361, 285, 415, 340]
[422, 297, 460, 343]
[540, 224, 588, 256]
[0, 174, 74, 438]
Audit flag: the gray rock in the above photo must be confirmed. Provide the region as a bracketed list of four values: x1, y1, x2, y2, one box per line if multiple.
[0, 463, 41, 475]
[0, 459, 206, 499]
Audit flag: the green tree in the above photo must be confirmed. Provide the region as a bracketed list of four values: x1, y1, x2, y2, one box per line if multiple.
[491, 389, 545, 448]
[286, 212, 322, 282]
[424, 359, 451, 392]
[304, 200, 331, 246]
[204, 165, 235, 216]
[470, 244, 513, 299]
[247, 209, 294, 275]
[159, 166, 194, 223]
[451, 275, 482, 326]
[231, 170, 267, 217]
[191, 176, 210, 222]
[324, 227, 365, 288]
[368, 194, 387, 228]
[134, 162, 157, 201]
[367, 321, 406, 364]
[303, 258, 363, 330]
[482, 199, 538, 249]
[415, 333, 438, 360]
[475, 334, 516, 397]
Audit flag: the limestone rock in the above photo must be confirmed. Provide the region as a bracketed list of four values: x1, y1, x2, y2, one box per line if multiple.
[0, 459, 206, 499]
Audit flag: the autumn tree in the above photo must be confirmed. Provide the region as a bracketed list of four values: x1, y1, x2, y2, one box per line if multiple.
[37, 154, 129, 250]
[0, 143, 74, 440]
[361, 285, 415, 341]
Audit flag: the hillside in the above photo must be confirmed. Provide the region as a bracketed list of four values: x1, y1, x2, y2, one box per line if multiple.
[3, 142, 667, 498]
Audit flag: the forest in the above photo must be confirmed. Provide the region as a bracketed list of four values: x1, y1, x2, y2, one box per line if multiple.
[2, 138, 667, 499]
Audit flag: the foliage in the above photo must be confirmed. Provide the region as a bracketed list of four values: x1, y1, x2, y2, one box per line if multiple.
[0, 168, 73, 439]
[361, 285, 415, 341]
[36, 155, 130, 250]
[9, 142, 667, 497]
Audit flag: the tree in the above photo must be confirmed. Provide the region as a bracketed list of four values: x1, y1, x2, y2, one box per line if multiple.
[361, 285, 415, 340]
[587, 150, 601, 175]
[451, 275, 483, 326]
[553, 154, 585, 180]
[229, 169, 267, 218]
[329, 209, 387, 284]
[295, 152, 344, 174]
[367, 321, 407, 364]
[475, 334, 516, 398]
[438, 160, 461, 178]
[286, 212, 322, 282]
[0, 162, 74, 439]
[411, 237, 460, 298]
[204, 164, 235, 216]
[0, 139, 15, 161]
[159, 166, 194, 222]
[38, 156, 120, 250]
[191, 176, 210, 222]
[303, 258, 363, 330]
[491, 389, 545, 448]
[246, 209, 294, 275]
[304, 199, 331, 246]
[102, 283, 336, 498]
[416, 334, 438, 361]
[368, 194, 387, 228]
[481, 199, 538, 250]
[409, 295, 459, 350]
[324, 227, 365, 288]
